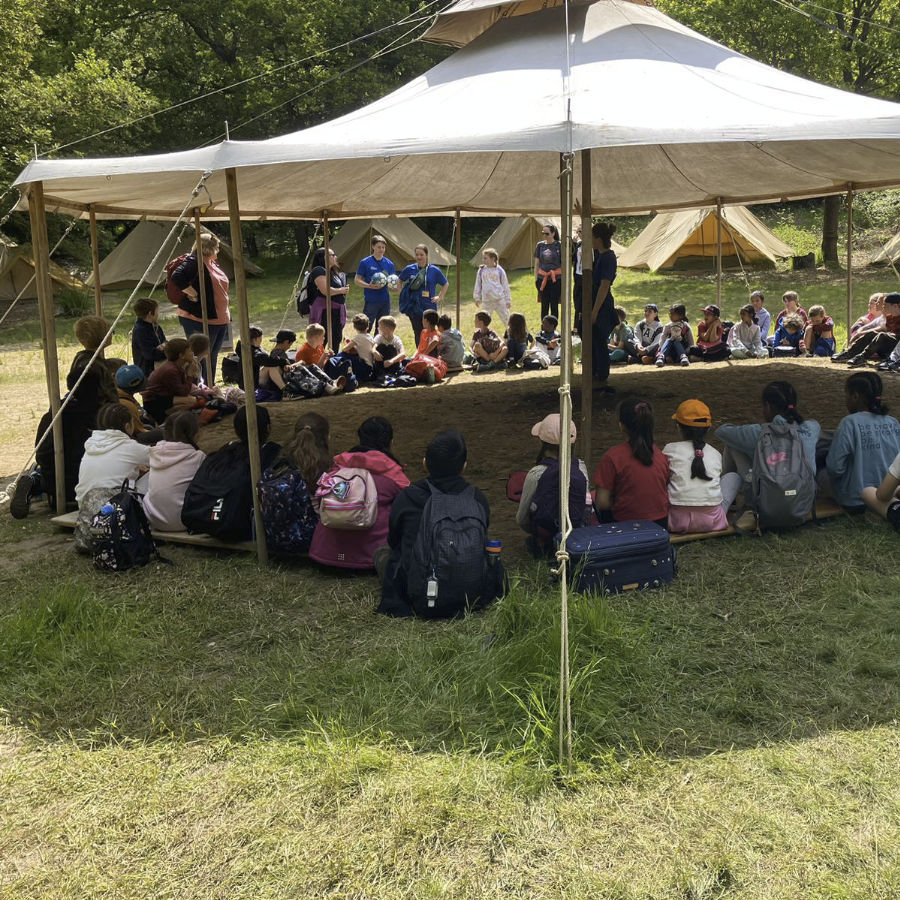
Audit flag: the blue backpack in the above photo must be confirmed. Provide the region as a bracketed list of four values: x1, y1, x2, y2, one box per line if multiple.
[258, 459, 318, 557]
[531, 457, 588, 535]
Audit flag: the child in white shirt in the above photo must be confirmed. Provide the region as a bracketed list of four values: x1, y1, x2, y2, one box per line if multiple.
[535, 314, 561, 365]
[473, 248, 511, 326]
[728, 304, 767, 359]
[344, 313, 376, 367]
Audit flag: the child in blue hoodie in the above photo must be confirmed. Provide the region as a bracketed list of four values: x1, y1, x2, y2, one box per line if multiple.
[825, 372, 900, 510]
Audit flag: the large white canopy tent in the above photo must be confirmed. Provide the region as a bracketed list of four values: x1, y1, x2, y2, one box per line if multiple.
[15, 1, 900, 738]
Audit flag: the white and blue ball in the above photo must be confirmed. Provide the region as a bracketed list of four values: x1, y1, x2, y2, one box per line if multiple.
[370, 271, 388, 288]
[387, 273, 400, 290]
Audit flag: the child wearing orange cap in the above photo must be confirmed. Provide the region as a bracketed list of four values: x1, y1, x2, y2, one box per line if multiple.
[516, 413, 592, 555]
[663, 399, 741, 533]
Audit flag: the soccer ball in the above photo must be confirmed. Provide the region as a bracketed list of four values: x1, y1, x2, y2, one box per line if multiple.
[387, 273, 400, 290]
[370, 271, 388, 288]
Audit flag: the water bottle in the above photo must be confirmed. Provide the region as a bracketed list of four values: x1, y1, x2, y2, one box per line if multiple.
[485, 539, 502, 566]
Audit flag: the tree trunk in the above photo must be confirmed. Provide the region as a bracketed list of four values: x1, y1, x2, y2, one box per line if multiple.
[822, 195, 841, 265]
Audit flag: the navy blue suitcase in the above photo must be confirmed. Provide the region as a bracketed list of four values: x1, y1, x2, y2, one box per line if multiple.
[565, 521, 675, 594]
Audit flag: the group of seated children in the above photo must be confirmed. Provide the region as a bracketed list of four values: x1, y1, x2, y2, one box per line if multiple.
[832, 291, 900, 371]
[515, 375, 900, 550]
[608, 291, 843, 366]
[471, 310, 561, 372]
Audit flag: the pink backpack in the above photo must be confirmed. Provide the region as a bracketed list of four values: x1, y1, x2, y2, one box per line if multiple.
[316, 467, 378, 530]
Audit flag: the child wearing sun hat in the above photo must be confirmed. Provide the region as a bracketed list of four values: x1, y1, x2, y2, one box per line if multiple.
[516, 413, 592, 555]
[662, 399, 742, 533]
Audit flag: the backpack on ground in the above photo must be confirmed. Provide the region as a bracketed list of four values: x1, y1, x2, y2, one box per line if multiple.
[165, 253, 191, 304]
[407, 483, 493, 618]
[531, 457, 588, 535]
[750, 421, 816, 529]
[90, 481, 162, 571]
[258, 459, 317, 556]
[404, 355, 448, 382]
[181, 443, 254, 541]
[221, 352, 241, 385]
[296, 271, 312, 316]
[283, 368, 326, 399]
[316, 466, 378, 530]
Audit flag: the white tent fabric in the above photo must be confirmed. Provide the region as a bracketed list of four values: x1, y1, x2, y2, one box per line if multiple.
[330, 218, 456, 269]
[617, 206, 793, 271]
[870, 230, 900, 266]
[85, 221, 262, 289]
[470, 216, 626, 268]
[0, 238, 84, 301]
[15, 0, 900, 219]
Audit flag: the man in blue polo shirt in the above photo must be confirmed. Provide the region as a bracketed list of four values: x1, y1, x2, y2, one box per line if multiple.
[355, 234, 396, 333]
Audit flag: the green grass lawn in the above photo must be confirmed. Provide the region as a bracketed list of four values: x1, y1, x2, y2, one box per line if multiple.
[1, 505, 898, 896]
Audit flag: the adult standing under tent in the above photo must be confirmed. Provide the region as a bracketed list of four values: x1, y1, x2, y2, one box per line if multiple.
[591, 222, 618, 394]
[354, 234, 396, 333]
[534, 223, 562, 320]
[309, 247, 350, 353]
[169, 232, 230, 384]
[397, 244, 448, 347]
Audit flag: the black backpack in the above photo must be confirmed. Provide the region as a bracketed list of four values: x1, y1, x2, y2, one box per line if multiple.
[530, 457, 588, 535]
[221, 353, 241, 385]
[90, 481, 162, 571]
[407, 484, 493, 619]
[296, 271, 312, 316]
[258, 459, 318, 556]
[283, 367, 326, 399]
[181, 443, 254, 541]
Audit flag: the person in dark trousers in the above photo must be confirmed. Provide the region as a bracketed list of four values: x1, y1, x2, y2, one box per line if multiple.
[377, 429, 491, 617]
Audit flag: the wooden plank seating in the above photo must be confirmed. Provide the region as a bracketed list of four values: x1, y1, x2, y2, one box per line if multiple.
[668, 497, 845, 544]
[51, 510, 256, 553]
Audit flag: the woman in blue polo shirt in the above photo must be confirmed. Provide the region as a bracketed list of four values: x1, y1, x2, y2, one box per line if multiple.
[397, 243, 448, 347]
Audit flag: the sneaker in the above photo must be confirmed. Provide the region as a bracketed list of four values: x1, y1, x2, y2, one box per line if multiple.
[655, 358, 665, 368]
[324, 375, 346, 395]
[424, 365, 436, 384]
[832, 351, 853, 363]
[516, 358, 525, 369]
[680, 355, 690, 367]
[477, 361, 494, 372]
[9, 472, 36, 519]
[887, 499, 900, 532]
[877, 360, 899, 372]
[847, 354, 868, 368]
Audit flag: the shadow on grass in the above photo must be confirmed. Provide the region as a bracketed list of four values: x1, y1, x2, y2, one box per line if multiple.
[1, 512, 898, 769]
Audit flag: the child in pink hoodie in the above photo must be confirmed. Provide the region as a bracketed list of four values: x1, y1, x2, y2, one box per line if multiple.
[309, 417, 410, 569]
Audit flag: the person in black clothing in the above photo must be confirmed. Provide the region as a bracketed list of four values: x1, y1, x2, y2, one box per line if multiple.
[235, 326, 290, 400]
[131, 298, 167, 377]
[377, 429, 492, 617]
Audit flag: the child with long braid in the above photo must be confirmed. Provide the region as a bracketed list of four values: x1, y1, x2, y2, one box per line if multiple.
[663, 400, 741, 533]
[825, 372, 900, 510]
[592, 399, 670, 527]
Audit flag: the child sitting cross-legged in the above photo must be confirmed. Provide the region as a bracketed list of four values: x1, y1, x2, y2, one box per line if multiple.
[415, 309, 440, 357]
[236, 326, 292, 401]
[655, 304, 694, 367]
[342, 314, 376, 381]
[663, 400, 741, 533]
[292, 323, 347, 394]
[535, 314, 562, 365]
[728, 304, 766, 359]
[592, 399, 670, 527]
[861, 445, 900, 530]
[505, 312, 534, 368]
[689, 304, 729, 361]
[436, 314, 465, 369]
[371, 316, 406, 376]
[804, 305, 836, 357]
[771, 313, 807, 357]
[516, 413, 591, 556]
[631, 304, 662, 364]
[774, 290, 808, 333]
[608, 307, 633, 364]
[471, 310, 507, 371]
[141, 338, 214, 424]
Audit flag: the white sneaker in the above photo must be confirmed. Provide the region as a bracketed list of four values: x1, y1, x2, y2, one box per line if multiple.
[655, 358, 664, 368]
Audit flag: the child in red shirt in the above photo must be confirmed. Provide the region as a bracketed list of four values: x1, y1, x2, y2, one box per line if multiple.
[592, 398, 670, 526]
[415, 309, 440, 356]
[294, 323, 331, 367]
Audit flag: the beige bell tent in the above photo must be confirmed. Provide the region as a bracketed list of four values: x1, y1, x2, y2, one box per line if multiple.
[617, 206, 792, 271]
[470, 216, 624, 269]
[86, 220, 262, 290]
[330, 218, 456, 269]
[0, 237, 84, 301]
[870, 230, 900, 266]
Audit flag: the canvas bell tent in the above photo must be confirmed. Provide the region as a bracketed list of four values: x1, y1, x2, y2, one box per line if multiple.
[85, 220, 262, 290]
[870, 230, 900, 266]
[330, 218, 456, 269]
[0, 237, 83, 301]
[617, 206, 793, 271]
[470, 216, 625, 269]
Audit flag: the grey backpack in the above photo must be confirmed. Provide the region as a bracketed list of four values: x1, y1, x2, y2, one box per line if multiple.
[407, 483, 489, 618]
[750, 421, 816, 529]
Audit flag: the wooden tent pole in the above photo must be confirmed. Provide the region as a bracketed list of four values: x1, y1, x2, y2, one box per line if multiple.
[225, 168, 268, 567]
[716, 197, 723, 308]
[846, 187, 854, 337]
[28, 182, 66, 513]
[323, 211, 332, 351]
[89, 207, 103, 317]
[455, 208, 462, 324]
[579, 148, 593, 466]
